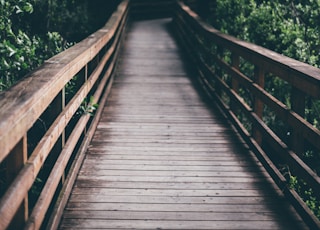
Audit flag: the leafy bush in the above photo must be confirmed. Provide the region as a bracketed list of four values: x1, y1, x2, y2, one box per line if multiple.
[0, 0, 65, 91]
[29, 0, 119, 42]
[206, 0, 320, 67]
[0, 0, 119, 91]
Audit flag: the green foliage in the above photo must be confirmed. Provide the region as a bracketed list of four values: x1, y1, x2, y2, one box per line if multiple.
[0, 0, 119, 91]
[246, 2, 284, 51]
[30, 0, 119, 42]
[78, 96, 99, 116]
[210, 0, 255, 40]
[207, 0, 320, 67]
[31, 0, 91, 42]
[289, 175, 320, 219]
[0, 0, 65, 91]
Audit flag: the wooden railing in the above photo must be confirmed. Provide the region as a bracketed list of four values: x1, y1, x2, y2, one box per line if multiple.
[0, 1, 129, 229]
[173, 1, 320, 229]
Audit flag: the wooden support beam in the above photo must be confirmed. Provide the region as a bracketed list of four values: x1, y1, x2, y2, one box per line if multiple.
[253, 67, 265, 145]
[290, 88, 305, 157]
[5, 135, 28, 230]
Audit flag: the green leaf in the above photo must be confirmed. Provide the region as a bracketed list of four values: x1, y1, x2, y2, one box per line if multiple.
[7, 46, 16, 57]
[23, 2, 33, 13]
[15, 6, 23, 14]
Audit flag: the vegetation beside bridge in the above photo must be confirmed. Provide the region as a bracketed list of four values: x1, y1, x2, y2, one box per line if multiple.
[0, 0, 119, 91]
[0, 0, 320, 228]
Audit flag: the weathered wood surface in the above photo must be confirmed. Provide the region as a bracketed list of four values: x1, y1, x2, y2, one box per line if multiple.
[58, 19, 306, 229]
[0, 2, 129, 229]
[174, 2, 320, 228]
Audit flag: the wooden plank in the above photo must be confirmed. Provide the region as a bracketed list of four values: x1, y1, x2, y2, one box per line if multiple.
[80, 159, 257, 167]
[92, 130, 234, 137]
[75, 175, 269, 183]
[86, 149, 251, 156]
[4, 136, 28, 229]
[61, 210, 286, 221]
[73, 183, 275, 193]
[65, 202, 285, 212]
[73, 181, 274, 191]
[77, 169, 267, 178]
[79, 165, 263, 173]
[83, 154, 258, 161]
[67, 194, 280, 204]
[69, 187, 277, 197]
[59, 219, 302, 230]
[86, 147, 249, 154]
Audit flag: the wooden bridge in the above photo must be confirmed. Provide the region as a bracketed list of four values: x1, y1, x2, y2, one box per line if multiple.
[1, 1, 320, 229]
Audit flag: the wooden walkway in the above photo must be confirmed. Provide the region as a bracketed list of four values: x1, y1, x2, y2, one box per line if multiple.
[58, 19, 307, 229]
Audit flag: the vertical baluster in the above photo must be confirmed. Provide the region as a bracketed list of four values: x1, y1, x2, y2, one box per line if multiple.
[230, 54, 240, 111]
[231, 54, 240, 90]
[50, 90, 65, 183]
[216, 46, 224, 98]
[82, 65, 88, 134]
[61, 87, 66, 183]
[5, 135, 28, 229]
[85, 64, 88, 82]
[253, 67, 265, 145]
[291, 87, 305, 156]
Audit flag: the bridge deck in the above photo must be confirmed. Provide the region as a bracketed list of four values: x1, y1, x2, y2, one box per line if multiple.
[58, 19, 306, 229]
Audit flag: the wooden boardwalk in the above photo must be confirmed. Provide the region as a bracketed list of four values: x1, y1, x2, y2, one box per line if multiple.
[58, 19, 307, 229]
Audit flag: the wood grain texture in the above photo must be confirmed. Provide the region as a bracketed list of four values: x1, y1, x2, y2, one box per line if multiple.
[58, 19, 306, 229]
[0, 2, 129, 229]
[0, 0, 129, 163]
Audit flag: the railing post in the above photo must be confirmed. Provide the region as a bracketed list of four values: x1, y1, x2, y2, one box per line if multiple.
[61, 87, 66, 183]
[5, 135, 28, 229]
[85, 64, 88, 82]
[231, 54, 240, 91]
[216, 46, 224, 98]
[83, 65, 88, 134]
[230, 54, 240, 111]
[50, 89, 66, 183]
[291, 87, 305, 156]
[253, 66, 265, 145]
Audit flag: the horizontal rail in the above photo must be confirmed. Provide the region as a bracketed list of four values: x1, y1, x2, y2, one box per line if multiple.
[173, 1, 320, 229]
[0, 0, 129, 229]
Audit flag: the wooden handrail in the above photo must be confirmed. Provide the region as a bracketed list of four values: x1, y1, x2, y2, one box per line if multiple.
[0, 1, 129, 229]
[173, 1, 320, 229]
